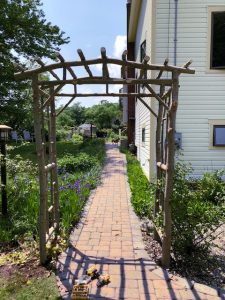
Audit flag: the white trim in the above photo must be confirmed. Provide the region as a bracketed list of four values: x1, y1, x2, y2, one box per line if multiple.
[208, 119, 225, 149]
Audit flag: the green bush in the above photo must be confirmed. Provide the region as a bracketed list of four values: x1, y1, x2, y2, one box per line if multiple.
[58, 153, 98, 173]
[171, 162, 225, 259]
[196, 170, 225, 205]
[0, 158, 39, 243]
[125, 151, 225, 262]
[126, 152, 155, 217]
[72, 133, 83, 145]
[56, 128, 70, 141]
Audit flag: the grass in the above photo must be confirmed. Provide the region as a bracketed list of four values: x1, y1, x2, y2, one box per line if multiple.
[8, 138, 105, 164]
[0, 274, 60, 300]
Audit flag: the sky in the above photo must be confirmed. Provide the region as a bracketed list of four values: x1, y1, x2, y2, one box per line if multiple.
[41, 0, 127, 107]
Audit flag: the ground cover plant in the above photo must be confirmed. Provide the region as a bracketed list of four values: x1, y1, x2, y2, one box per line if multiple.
[125, 151, 225, 287]
[126, 151, 155, 217]
[1, 138, 105, 246]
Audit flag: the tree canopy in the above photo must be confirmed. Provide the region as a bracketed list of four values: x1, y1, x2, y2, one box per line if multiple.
[85, 101, 121, 129]
[0, 0, 69, 128]
[0, 0, 69, 70]
[56, 103, 86, 129]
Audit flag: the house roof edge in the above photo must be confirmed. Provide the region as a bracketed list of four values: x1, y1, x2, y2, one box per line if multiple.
[128, 0, 142, 42]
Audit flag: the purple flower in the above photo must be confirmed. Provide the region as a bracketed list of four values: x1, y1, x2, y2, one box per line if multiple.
[59, 186, 67, 191]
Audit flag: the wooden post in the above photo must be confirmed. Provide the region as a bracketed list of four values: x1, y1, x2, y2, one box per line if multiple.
[49, 87, 60, 230]
[32, 74, 48, 265]
[161, 72, 179, 268]
[46, 104, 51, 231]
[1, 141, 7, 215]
[154, 85, 165, 238]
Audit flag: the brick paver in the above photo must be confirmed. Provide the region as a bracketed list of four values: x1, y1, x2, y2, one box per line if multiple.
[56, 144, 223, 299]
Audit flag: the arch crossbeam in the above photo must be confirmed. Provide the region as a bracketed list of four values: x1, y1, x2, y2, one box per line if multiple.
[14, 49, 195, 81]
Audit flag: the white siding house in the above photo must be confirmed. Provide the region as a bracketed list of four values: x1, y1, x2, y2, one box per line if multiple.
[128, 0, 225, 179]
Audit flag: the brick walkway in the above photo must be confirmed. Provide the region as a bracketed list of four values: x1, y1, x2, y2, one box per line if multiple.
[56, 144, 223, 300]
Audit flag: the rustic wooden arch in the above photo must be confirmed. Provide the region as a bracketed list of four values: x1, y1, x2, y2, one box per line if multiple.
[14, 48, 195, 267]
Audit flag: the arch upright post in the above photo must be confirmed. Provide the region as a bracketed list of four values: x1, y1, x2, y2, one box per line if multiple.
[32, 74, 48, 264]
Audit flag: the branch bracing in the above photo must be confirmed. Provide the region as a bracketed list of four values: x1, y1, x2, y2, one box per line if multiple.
[77, 49, 93, 77]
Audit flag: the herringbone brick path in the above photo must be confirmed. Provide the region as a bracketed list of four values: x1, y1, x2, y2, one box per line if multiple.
[56, 144, 222, 300]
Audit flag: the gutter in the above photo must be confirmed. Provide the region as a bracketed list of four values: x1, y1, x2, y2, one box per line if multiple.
[128, 0, 142, 42]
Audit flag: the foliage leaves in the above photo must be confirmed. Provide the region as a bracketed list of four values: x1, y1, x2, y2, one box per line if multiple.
[0, 0, 69, 64]
[85, 101, 121, 129]
[125, 152, 225, 262]
[56, 103, 86, 129]
[171, 162, 225, 259]
[126, 152, 155, 217]
[58, 153, 98, 174]
[0, 0, 69, 128]
[1, 139, 106, 246]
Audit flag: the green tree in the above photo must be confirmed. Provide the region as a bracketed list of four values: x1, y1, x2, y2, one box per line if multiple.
[0, 81, 33, 131]
[0, 0, 69, 127]
[85, 101, 121, 129]
[56, 102, 86, 129]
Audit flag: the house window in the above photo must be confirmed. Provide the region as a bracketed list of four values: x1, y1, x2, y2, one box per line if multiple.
[210, 11, 225, 69]
[142, 128, 146, 144]
[213, 125, 225, 146]
[209, 120, 225, 149]
[140, 40, 146, 62]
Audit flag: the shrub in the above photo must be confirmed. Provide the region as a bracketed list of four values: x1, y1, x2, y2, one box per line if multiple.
[72, 133, 83, 145]
[58, 153, 98, 174]
[126, 152, 155, 218]
[6, 156, 38, 177]
[196, 170, 225, 205]
[125, 152, 225, 262]
[1, 158, 39, 243]
[56, 128, 71, 141]
[171, 162, 225, 259]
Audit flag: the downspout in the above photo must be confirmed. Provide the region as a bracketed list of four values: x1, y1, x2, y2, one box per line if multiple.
[174, 0, 178, 65]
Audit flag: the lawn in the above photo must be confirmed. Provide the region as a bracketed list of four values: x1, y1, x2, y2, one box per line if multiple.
[8, 139, 105, 163]
[0, 273, 60, 300]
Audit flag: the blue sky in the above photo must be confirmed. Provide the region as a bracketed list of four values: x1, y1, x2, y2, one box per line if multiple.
[42, 0, 127, 107]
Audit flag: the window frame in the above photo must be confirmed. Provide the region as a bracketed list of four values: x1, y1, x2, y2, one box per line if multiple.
[210, 11, 225, 69]
[207, 6, 225, 73]
[209, 119, 225, 149]
[213, 125, 225, 147]
[141, 126, 146, 147]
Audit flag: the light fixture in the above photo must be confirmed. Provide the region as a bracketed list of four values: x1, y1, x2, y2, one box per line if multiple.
[0, 125, 12, 142]
[0, 124, 12, 216]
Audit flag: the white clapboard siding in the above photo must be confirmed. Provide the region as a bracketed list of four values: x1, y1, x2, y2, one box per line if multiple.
[134, 0, 155, 179]
[154, 0, 225, 177]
